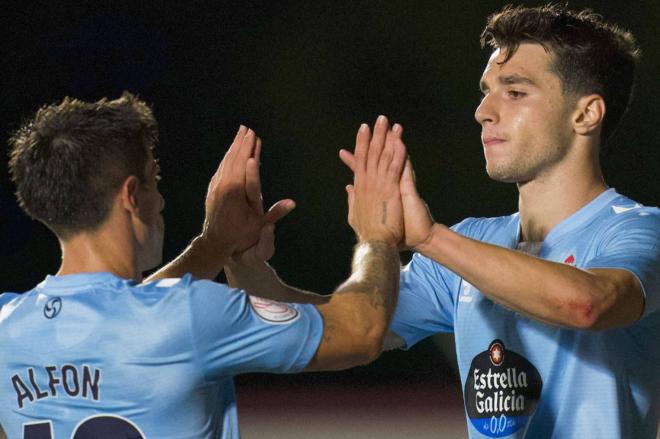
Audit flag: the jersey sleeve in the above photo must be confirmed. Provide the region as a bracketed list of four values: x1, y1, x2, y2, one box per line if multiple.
[187, 280, 324, 380]
[390, 219, 482, 349]
[582, 209, 660, 319]
[389, 251, 460, 349]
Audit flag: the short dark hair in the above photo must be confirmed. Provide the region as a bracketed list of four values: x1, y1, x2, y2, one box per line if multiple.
[480, 3, 641, 142]
[8, 92, 158, 239]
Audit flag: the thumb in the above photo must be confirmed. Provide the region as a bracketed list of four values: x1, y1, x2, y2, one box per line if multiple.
[254, 223, 276, 262]
[400, 158, 420, 196]
[346, 184, 355, 206]
[339, 149, 356, 172]
[264, 199, 296, 224]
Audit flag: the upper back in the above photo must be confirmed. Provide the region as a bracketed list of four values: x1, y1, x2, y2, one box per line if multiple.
[0, 272, 219, 438]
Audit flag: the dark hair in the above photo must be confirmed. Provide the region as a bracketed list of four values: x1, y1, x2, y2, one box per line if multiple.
[8, 92, 158, 239]
[480, 3, 641, 142]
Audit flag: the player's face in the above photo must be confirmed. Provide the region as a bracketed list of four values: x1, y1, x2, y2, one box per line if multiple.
[474, 43, 575, 183]
[135, 150, 165, 272]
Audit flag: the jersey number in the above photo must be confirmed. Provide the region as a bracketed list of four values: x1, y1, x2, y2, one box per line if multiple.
[23, 415, 145, 438]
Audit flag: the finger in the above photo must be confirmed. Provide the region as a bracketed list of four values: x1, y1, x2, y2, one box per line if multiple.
[392, 123, 404, 138]
[254, 223, 275, 262]
[229, 128, 257, 182]
[254, 137, 262, 163]
[222, 125, 248, 173]
[379, 129, 396, 177]
[339, 149, 356, 172]
[388, 137, 408, 179]
[400, 158, 420, 196]
[240, 129, 258, 161]
[245, 157, 263, 214]
[264, 199, 296, 224]
[354, 123, 370, 174]
[367, 115, 389, 173]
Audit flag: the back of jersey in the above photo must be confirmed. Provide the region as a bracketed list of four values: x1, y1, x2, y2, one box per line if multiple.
[0, 272, 232, 439]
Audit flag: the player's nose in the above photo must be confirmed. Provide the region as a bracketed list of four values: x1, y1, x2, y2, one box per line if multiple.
[474, 93, 498, 126]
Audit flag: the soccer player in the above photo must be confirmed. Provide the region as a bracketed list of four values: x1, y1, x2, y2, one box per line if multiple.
[230, 5, 660, 438]
[0, 94, 407, 438]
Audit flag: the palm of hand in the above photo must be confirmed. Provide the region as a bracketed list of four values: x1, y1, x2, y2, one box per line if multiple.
[206, 191, 262, 252]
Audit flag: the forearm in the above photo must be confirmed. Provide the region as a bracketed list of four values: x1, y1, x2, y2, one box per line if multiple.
[334, 240, 401, 325]
[225, 261, 329, 304]
[146, 236, 230, 282]
[418, 224, 631, 329]
[305, 240, 400, 371]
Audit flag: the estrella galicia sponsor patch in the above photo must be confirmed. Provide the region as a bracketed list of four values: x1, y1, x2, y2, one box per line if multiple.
[249, 296, 300, 324]
[465, 340, 542, 437]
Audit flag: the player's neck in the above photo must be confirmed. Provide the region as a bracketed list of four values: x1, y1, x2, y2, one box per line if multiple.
[57, 226, 140, 281]
[517, 151, 607, 243]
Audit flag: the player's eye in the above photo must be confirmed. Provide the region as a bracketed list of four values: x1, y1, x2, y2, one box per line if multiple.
[507, 90, 526, 99]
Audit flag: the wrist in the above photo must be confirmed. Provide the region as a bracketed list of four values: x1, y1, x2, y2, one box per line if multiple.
[353, 240, 400, 268]
[349, 239, 400, 279]
[414, 222, 443, 255]
[357, 231, 400, 249]
[192, 234, 233, 264]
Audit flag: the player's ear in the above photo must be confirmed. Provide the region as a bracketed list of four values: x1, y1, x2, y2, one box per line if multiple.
[572, 94, 605, 136]
[119, 175, 141, 216]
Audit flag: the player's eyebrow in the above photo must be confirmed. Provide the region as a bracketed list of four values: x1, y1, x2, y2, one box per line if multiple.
[499, 74, 537, 87]
[479, 74, 537, 93]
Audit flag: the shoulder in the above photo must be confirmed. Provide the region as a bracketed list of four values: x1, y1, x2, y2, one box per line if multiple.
[451, 213, 519, 241]
[134, 275, 249, 328]
[138, 274, 244, 306]
[137, 274, 236, 295]
[594, 194, 660, 236]
[0, 292, 21, 310]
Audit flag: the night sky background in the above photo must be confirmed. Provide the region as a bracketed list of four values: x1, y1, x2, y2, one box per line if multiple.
[1, 0, 659, 430]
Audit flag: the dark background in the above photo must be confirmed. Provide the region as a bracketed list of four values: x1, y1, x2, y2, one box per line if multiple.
[1, 0, 659, 424]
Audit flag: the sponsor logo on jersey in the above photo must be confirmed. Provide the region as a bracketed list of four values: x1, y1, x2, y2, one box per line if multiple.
[249, 296, 300, 324]
[612, 204, 641, 214]
[459, 281, 474, 303]
[489, 341, 504, 366]
[44, 297, 62, 319]
[464, 340, 542, 437]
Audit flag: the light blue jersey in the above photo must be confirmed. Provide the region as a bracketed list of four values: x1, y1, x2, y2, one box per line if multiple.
[0, 273, 323, 438]
[391, 189, 660, 438]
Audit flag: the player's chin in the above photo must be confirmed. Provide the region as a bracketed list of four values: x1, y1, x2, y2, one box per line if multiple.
[485, 163, 524, 183]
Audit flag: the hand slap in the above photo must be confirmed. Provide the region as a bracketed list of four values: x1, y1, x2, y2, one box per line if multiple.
[201, 127, 294, 258]
[346, 116, 407, 246]
[341, 122, 433, 250]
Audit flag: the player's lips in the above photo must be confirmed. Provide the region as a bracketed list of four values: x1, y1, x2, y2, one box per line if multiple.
[482, 136, 506, 147]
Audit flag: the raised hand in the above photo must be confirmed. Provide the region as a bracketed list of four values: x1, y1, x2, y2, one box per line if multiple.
[339, 123, 434, 251]
[344, 116, 407, 247]
[201, 126, 294, 258]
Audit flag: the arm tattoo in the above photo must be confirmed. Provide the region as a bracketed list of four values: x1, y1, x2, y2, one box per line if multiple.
[335, 241, 400, 320]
